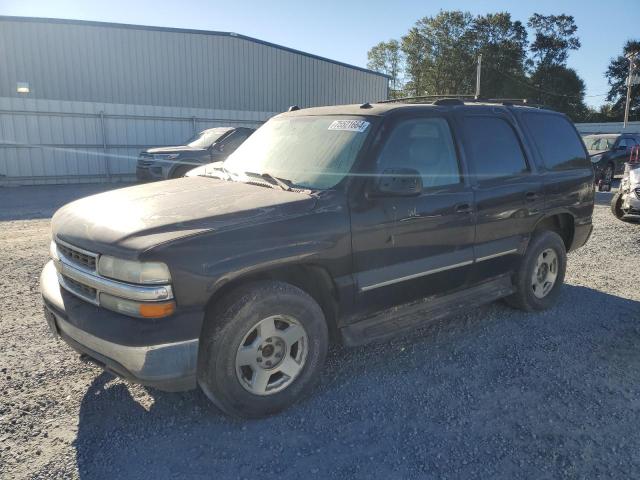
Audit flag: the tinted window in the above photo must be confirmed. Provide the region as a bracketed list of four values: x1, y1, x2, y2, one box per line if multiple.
[377, 117, 460, 189]
[220, 132, 247, 152]
[522, 113, 588, 170]
[463, 116, 528, 180]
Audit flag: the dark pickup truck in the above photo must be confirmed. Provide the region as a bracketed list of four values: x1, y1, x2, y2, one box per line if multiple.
[136, 126, 254, 181]
[41, 100, 594, 418]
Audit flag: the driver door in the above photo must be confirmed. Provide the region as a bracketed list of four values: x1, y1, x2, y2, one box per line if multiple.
[349, 114, 476, 316]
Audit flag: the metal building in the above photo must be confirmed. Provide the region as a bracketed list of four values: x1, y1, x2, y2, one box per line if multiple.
[0, 16, 389, 185]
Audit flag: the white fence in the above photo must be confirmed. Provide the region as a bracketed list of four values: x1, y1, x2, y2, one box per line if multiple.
[0, 96, 273, 185]
[575, 121, 640, 135]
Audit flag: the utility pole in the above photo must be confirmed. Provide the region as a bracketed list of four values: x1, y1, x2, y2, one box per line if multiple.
[475, 54, 482, 100]
[624, 51, 638, 129]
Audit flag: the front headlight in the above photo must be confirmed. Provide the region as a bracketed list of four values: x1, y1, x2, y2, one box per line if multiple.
[152, 153, 180, 160]
[97, 255, 171, 284]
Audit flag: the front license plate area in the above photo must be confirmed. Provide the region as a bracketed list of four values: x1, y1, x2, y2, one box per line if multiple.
[44, 307, 59, 338]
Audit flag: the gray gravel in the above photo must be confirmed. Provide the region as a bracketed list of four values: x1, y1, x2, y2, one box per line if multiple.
[1, 184, 639, 479]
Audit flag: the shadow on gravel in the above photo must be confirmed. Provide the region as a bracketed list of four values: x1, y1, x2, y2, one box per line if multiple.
[0, 183, 132, 221]
[74, 284, 640, 479]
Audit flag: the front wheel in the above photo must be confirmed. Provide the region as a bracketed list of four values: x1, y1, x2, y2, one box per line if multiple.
[611, 192, 625, 219]
[197, 281, 329, 418]
[504, 230, 567, 311]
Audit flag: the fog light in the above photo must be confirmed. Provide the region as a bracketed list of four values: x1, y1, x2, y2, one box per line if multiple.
[100, 293, 175, 318]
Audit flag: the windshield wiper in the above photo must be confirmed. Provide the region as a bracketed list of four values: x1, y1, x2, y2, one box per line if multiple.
[243, 171, 293, 191]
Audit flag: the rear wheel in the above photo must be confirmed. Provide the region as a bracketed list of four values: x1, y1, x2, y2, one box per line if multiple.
[197, 280, 329, 418]
[504, 230, 567, 311]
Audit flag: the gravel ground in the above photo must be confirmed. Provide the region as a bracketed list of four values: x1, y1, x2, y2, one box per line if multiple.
[1, 184, 639, 479]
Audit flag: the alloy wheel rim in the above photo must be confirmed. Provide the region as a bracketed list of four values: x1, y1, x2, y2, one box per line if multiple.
[531, 248, 558, 299]
[235, 315, 308, 396]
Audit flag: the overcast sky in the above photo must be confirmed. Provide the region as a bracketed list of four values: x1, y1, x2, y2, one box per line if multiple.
[3, 0, 639, 107]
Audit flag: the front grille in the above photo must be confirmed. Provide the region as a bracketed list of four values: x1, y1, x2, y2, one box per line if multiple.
[635, 187, 640, 199]
[138, 153, 154, 167]
[57, 242, 97, 271]
[62, 274, 98, 302]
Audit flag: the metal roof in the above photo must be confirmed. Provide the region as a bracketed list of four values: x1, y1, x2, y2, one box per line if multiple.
[0, 15, 391, 79]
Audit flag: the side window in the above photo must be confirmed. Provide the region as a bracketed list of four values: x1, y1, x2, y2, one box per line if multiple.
[521, 113, 588, 170]
[463, 116, 528, 180]
[377, 117, 461, 189]
[221, 132, 247, 152]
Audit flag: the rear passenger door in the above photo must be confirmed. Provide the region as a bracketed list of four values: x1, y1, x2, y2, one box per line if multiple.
[456, 111, 544, 283]
[350, 113, 475, 316]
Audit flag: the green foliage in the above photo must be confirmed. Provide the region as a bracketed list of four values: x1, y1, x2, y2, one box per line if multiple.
[367, 39, 403, 97]
[365, 10, 594, 120]
[527, 14, 580, 68]
[605, 40, 640, 121]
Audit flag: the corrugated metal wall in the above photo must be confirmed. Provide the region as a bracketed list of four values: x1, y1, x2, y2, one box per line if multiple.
[0, 17, 389, 185]
[0, 17, 388, 111]
[0, 96, 272, 185]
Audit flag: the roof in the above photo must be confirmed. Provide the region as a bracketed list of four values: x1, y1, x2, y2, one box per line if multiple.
[0, 15, 391, 79]
[280, 101, 549, 118]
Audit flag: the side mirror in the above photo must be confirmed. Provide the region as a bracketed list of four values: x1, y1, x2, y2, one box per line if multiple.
[371, 168, 422, 197]
[211, 143, 225, 153]
[616, 145, 626, 151]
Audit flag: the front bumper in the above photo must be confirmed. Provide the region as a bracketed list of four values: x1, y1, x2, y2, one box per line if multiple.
[40, 261, 200, 391]
[136, 165, 165, 182]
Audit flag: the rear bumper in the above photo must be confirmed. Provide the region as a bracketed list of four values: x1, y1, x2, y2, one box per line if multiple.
[40, 261, 199, 391]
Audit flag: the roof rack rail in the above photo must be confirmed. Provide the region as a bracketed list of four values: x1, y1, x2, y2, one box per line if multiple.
[377, 96, 545, 109]
[378, 94, 474, 104]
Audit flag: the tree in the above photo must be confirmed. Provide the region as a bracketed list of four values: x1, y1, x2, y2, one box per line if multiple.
[530, 65, 587, 120]
[367, 40, 404, 97]
[526, 14, 587, 120]
[471, 12, 529, 99]
[401, 11, 476, 96]
[528, 14, 580, 68]
[605, 40, 640, 121]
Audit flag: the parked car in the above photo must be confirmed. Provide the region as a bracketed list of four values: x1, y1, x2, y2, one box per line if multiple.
[611, 159, 640, 222]
[583, 133, 640, 185]
[136, 127, 254, 181]
[41, 100, 594, 418]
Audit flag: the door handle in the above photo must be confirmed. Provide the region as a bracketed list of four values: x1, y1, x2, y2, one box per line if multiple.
[525, 192, 540, 202]
[455, 203, 473, 214]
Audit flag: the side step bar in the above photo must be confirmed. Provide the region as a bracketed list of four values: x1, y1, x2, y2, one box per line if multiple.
[340, 274, 515, 347]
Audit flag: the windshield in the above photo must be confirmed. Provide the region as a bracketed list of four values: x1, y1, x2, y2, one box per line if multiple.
[186, 128, 231, 149]
[583, 135, 616, 151]
[222, 116, 372, 189]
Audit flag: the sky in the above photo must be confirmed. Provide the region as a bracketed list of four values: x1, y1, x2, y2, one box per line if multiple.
[2, 0, 639, 108]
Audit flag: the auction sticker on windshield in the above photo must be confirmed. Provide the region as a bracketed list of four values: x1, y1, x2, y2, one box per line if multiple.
[328, 120, 370, 133]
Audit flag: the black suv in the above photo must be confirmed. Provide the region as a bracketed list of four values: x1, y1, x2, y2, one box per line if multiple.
[136, 126, 254, 181]
[41, 100, 594, 418]
[584, 132, 640, 184]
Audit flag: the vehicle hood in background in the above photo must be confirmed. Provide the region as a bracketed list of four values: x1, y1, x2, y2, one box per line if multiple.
[52, 177, 317, 256]
[144, 146, 205, 154]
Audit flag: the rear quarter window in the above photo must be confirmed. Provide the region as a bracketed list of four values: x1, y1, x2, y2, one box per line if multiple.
[462, 116, 529, 180]
[521, 113, 588, 170]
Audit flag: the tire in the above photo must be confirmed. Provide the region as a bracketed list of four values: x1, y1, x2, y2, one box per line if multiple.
[504, 230, 567, 312]
[170, 165, 192, 178]
[611, 192, 625, 219]
[604, 163, 614, 183]
[197, 280, 329, 418]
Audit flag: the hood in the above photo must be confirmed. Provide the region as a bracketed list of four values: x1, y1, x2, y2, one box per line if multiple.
[144, 146, 205, 154]
[52, 177, 317, 257]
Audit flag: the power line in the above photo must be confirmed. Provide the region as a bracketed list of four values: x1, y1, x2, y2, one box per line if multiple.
[484, 63, 609, 100]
